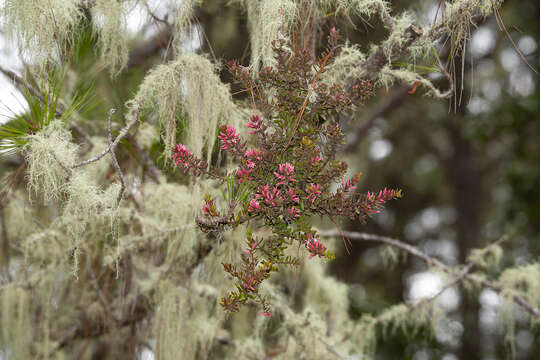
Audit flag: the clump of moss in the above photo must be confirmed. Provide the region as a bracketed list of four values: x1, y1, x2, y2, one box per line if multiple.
[0, 286, 31, 359]
[25, 121, 78, 204]
[0, 0, 82, 63]
[128, 53, 239, 163]
[92, 0, 130, 76]
[236, 0, 297, 69]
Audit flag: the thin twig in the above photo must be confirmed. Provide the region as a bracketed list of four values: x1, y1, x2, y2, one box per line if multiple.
[72, 104, 142, 169]
[319, 230, 540, 318]
[409, 262, 474, 309]
[107, 109, 126, 205]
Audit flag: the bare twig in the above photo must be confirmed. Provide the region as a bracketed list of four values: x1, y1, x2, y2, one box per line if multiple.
[410, 262, 474, 309]
[72, 103, 142, 169]
[0, 67, 31, 94]
[106, 109, 126, 205]
[319, 230, 540, 318]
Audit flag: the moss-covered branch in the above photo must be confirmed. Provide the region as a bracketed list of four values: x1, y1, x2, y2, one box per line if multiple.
[319, 230, 540, 318]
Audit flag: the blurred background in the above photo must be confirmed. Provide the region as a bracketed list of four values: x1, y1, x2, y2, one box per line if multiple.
[0, 0, 538, 359]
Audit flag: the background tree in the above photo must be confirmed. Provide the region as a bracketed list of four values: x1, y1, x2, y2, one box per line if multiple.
[0, 0, 538, 359]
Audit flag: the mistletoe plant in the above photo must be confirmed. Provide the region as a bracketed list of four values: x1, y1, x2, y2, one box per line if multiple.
[172, 29, 402, 315]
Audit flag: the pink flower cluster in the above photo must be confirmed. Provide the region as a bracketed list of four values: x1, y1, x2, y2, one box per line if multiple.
[243, 275, 256, 291]
[340, 173, 361, 192]
[248, 199, 260, 213]
[255, 185, 282, 207]
[288, 188, 299, 203]
[202, 199, 212, 214]
[289, 206, 300, 218]
[274, 162, 296, 186]
[306, 234, 326, 259]
[247, 114, 263, 134]
[237, 167, 253, 184]
[172, 144, 192, 173]
[366, 187, 400, 204]
[218, 125, 240, 150]
[306, 183, 321, 203]
[311, 156, 322, 165]
[243, 149, 262, 172]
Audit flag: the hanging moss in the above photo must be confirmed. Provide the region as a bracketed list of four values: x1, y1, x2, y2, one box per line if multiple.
[323, 42, 367, 84]
[377, 66, 452, 98]
[25, 121, 79, 204]
[135, 122, 159, 150]
[155, 281, 225, 360]
[128, 53, 240, 163]
[499, 262, 540, 311]
[233, 0, 297, 69]
[467, 242, 504, 270]
[0, 286, 31, 359]
[61, 171, 119, 239]
[91, 0, 130, 76]
[0, 0, 82, 63]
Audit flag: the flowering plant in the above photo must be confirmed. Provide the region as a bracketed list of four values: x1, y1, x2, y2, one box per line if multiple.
[172, 30, 402, 314]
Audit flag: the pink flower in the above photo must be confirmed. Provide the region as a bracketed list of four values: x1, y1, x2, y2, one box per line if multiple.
[306, 234, 326, 259]
[247, 114, 263, 134]
[237, 167, 253, 184]
[218, 125, 240, 150]
[311, 156, 322, 164]
[259, 311, 271, 317]
[288, 188, 299, 203]
[244, 149, 262, 160]
[202, 201, 211, 214]
[274, 163, 296, 186]
[243, 275, 255, 291]
[245, 149, 262, 170]
[341, 175, 359, 192]
[367, 187, 401, 204]
[248, 199, 260, 213]
[172, 143, 193, 172]
[306, 183, 322, 203]
[289, 206, 300, 218]
[255, 184, 282, 207]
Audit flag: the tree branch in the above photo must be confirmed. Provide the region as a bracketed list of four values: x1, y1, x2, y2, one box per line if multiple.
[318, 230, 540, 318]
[359, 0, 491, 81]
